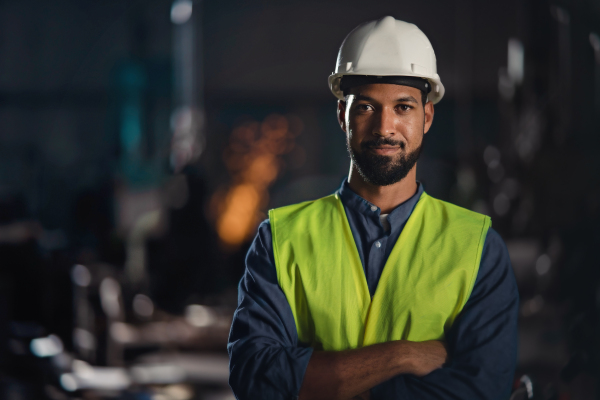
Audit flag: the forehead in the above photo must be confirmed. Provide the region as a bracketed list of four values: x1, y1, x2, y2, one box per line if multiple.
[348, 83, 422, 101]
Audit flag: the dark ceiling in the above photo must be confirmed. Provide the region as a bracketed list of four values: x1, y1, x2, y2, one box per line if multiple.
[0, 0, 526, 102]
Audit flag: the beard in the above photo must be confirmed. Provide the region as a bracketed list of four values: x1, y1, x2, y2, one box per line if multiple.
[347, 136, 423, 186]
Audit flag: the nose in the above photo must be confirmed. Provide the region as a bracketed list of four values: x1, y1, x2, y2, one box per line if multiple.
[372, 107, 396, 137]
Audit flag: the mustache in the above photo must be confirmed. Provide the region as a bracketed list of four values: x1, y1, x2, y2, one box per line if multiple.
[361, 137, 406, 150]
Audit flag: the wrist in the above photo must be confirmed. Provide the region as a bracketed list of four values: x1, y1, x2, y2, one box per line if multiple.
[392, 340, 417, 375]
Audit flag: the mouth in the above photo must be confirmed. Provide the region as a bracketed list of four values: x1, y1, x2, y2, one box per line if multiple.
[368, 145, 401, 155]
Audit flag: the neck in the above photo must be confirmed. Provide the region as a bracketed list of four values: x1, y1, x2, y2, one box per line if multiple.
[347, 163, 418, 214]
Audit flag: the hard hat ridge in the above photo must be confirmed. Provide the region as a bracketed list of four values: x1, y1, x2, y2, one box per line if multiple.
[329, 16, 445, 104]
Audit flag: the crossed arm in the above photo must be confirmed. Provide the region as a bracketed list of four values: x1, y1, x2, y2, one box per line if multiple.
[228, 222, 518, 400]
[299, 340, 447, 400]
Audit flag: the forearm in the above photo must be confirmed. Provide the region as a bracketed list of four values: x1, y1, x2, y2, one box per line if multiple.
[298, 340, 445, 400]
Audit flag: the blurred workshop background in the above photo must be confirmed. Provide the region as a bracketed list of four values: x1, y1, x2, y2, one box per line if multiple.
[0, 0, 599, 399]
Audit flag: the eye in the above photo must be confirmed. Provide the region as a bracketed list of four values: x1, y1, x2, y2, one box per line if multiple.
[355, 104, 373, 112]
[398, 104, 412, 112]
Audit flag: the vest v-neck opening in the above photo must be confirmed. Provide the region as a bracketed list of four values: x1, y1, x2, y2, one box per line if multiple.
[333, 193, 428, 308]
[338, 180, 424, 297]
[369, 194, 428, 301]
[362, 195, 428, 329]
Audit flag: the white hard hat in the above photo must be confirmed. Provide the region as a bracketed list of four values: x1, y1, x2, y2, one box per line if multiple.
[328, 16, 445, 104]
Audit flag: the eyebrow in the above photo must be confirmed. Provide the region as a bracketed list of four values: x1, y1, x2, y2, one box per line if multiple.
[396, 96, 419, 104]
[354, 94, 419, 104]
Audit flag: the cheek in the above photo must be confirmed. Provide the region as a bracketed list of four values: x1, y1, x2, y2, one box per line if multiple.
[396, 117, 423, 140]
[405, 131, 424, 152]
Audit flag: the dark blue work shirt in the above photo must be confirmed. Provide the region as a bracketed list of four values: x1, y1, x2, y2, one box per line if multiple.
[228, 180, 519, 400]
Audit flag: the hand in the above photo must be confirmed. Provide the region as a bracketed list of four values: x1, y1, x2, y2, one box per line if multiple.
[352, 390, 371, 400]
[404, 340, 447, 377]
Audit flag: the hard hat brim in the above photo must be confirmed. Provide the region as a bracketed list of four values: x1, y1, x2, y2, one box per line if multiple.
[328, 72, 445, 104]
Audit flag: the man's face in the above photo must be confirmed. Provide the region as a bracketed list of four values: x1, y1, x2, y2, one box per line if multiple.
[338, 83, 434, 186]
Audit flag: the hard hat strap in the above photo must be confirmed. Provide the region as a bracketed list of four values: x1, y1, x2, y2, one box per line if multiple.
[340, 75, 431, 97]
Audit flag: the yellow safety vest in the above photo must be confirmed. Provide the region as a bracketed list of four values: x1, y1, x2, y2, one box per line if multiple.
[269, 192, 490, 351]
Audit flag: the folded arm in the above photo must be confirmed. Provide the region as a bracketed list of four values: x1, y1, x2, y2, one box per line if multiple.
[299, 340, 447, 400]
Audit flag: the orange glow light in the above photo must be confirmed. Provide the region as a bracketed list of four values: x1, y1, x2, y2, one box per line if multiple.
[213, 114, 300, 249]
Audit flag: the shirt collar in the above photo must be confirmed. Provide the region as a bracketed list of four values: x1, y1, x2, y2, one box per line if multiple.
[337, 179, 424, 227]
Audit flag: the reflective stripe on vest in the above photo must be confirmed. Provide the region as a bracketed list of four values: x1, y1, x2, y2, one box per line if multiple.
[269, 192, 491, 351]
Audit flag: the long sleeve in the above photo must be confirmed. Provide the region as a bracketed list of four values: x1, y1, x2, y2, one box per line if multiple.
[228, 220, 313, 400]
[370, 227, 519, 399]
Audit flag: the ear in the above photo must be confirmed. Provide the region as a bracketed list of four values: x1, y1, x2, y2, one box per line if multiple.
[423, 101, 434, 134]
[337, 100, 347, 133]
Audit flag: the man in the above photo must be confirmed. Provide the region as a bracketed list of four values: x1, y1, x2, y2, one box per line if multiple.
[228, 16, 518, 400]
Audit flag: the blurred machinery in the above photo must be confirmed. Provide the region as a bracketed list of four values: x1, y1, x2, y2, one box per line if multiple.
[478, 3, 600, 399]
[1, 1, 233, 399]
[3, 262, 232, 399]
[64, 262, 232, 396]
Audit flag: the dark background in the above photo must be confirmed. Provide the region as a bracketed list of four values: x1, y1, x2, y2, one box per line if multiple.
[0, 0, 599, 399]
